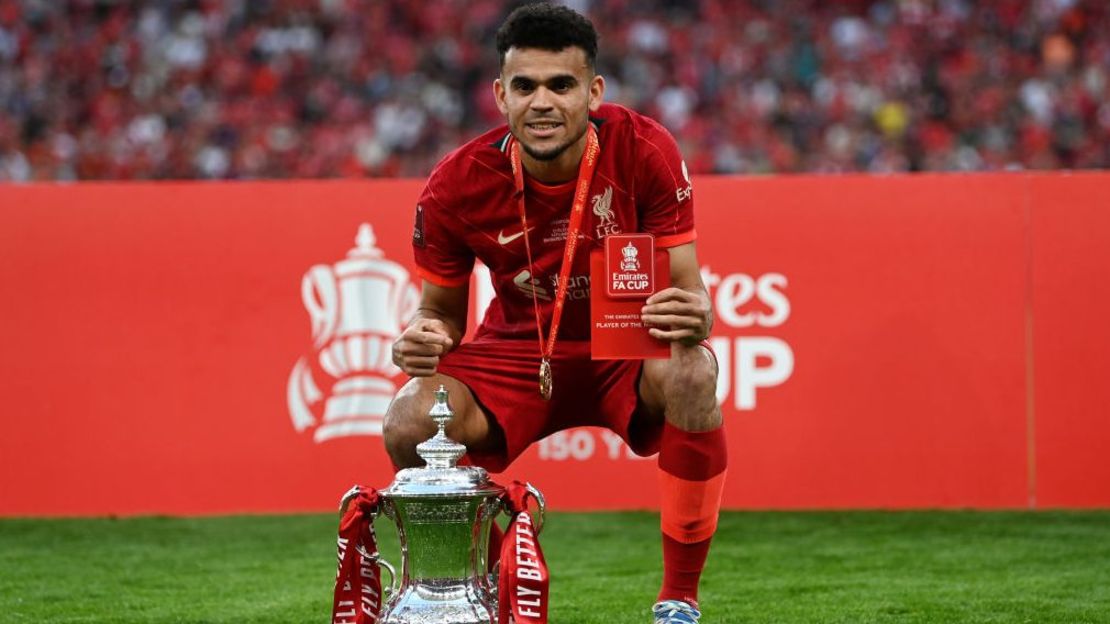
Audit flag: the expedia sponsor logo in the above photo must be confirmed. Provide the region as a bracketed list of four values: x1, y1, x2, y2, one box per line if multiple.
[676, 160, 693, 203]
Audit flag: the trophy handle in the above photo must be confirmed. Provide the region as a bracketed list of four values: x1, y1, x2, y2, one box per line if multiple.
[374, 554, 399, 599]
[525, 482, 546, 536]
[352, 546, 399, 604]
[338, 485, 361, 515]
[487, 560, 500, 604]
[339, 487, 400, 602]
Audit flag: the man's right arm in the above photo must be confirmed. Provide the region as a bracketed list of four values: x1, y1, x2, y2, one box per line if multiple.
[392, 280, 470, 377]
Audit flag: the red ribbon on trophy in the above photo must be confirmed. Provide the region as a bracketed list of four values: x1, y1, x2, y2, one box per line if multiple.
[332, 486, 384, 624]
[498, 481, 549, 624]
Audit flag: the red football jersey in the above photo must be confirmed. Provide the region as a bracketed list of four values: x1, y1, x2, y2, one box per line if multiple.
[413, 103, 695, 341]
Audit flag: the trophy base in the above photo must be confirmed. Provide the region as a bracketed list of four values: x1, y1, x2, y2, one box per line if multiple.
[382, 580, 495, 624]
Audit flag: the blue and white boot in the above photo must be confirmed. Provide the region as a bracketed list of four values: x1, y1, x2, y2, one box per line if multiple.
[652, 599, 701, 623]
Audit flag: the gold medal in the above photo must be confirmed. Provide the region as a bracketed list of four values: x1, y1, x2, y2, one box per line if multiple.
[538, 358, 553, 401]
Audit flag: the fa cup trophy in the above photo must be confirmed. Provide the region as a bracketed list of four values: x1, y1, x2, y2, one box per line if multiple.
[332, 387, 547, 624]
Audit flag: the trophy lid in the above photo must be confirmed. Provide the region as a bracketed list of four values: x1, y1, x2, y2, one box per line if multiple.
[384, 385, 501, 498]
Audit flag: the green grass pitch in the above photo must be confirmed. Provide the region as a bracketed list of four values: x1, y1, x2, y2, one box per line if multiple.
[1, 510, 1108, 623]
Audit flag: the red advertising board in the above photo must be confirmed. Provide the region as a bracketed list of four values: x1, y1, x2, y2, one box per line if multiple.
[1028, 175, 1110, 508]
[0, 173, 1106, 515]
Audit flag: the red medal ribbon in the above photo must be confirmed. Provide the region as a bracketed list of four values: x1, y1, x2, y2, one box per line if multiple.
[498, 481, 549, 624]
[509, 126, 601, 398]
[331, 486, 384, 624]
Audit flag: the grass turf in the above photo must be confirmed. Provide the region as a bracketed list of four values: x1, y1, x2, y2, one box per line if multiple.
[0, 511, 1108, 623]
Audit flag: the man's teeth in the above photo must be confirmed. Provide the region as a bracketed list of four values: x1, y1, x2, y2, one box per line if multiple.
[530, 123, 559, 129]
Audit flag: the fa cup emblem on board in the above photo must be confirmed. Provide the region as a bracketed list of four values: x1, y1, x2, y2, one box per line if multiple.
[287, 224, 419, 442]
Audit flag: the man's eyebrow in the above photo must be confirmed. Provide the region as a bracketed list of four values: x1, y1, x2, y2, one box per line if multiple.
[509, 74, 579, 87]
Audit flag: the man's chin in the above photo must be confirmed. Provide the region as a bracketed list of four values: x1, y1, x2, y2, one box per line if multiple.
[520, 141, 569, 162]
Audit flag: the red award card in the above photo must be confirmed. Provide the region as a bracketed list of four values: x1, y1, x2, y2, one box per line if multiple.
[590, 234, 670, 360]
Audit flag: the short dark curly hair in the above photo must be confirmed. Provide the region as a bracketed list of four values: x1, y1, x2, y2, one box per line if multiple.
[495, 3, 598, 71]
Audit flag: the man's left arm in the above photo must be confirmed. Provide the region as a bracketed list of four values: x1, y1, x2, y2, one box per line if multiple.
[641, 241, 712, 344]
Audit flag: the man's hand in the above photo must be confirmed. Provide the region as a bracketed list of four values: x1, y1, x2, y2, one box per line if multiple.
[392, 318, 456, 377]
[641, 287, 712, 345]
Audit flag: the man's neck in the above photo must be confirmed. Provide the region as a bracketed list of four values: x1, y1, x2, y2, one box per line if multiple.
[521, 133, 587, 184]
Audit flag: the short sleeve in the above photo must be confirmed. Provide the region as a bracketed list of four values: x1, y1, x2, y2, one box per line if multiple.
[412, 179, 475, 287]
[634, 117, 697, 248]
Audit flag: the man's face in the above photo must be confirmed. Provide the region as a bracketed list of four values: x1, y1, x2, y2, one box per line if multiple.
[494, 46, 604, 164]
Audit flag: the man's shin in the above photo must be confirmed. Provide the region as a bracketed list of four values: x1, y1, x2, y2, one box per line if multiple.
[657, 421, 728, 605]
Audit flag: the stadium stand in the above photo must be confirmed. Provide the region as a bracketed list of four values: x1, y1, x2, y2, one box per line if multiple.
[0, 0, 1106, 180]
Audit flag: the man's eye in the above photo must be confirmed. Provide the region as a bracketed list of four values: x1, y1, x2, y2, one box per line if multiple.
[552, 80, 573, 92]
[515, 82, 535, 93]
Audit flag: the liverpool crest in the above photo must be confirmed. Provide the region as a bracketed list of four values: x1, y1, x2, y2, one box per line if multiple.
[592, 185, 621, 237]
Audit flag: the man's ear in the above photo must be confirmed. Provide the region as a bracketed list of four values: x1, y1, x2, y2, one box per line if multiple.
[493, 78, 509, 115]
[588, 74, 606, 112]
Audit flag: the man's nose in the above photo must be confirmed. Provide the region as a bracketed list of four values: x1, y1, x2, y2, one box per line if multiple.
[529, 87, 554, 111]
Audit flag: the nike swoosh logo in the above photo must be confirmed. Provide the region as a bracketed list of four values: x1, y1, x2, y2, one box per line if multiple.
[498, 227, 534, 245]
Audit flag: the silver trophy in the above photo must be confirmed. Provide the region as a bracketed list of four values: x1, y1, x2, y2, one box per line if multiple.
[347, 386, 544, 623]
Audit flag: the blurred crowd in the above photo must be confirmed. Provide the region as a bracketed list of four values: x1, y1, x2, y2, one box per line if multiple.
[0, 0, 1107, 181]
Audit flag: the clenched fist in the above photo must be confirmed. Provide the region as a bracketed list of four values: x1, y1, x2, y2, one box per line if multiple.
[392, 317, 456, 377]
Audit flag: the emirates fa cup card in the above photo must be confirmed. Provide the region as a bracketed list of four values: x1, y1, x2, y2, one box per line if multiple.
[590, 234, 670, 360]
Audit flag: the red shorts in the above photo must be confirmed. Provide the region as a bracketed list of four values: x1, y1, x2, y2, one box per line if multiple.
[435, 338, 657, 472]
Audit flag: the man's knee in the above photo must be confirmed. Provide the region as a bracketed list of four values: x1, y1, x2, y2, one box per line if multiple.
[382, 374, 498, 468]
[673, 345, 718, 399]
[647, 344, 718, 400]
[382, 378, 439, 468]
[644, 344, 721, 431]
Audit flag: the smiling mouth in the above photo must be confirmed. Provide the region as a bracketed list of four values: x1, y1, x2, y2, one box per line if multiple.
[526, 121, 562, 133]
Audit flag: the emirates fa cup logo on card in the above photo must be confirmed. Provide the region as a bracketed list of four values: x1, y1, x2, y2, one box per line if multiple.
[606, 233, 655, 298]
[287, 224, 419, 442]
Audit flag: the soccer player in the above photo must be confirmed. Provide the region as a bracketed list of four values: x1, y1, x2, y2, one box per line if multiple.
[385, 4, 725, 623]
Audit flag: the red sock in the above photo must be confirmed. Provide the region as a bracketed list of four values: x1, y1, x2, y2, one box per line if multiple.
[661, 534, 713, 604]
[657, 423, 728, 605]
